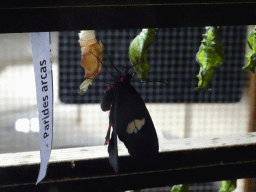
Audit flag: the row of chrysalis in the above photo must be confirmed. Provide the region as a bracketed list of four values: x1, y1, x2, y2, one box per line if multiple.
[196, 25, 256, 91]
[79, 26, 255, 93]
[78, 28, 156, 93]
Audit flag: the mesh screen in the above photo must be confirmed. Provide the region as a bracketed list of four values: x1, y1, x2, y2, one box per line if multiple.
[59, 26, 247, 104]
[0, 28, 248, 192]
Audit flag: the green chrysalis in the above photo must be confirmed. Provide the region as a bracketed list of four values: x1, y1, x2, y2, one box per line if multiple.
[243, 25, 256, 73]
[171, 184, 189, 192]
[129, 28, 156, 83]
[219, 180, 237, 192]
[195, 26, 225, 91]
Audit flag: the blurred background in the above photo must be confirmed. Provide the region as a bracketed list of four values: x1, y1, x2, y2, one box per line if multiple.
[0, 26, 250, 191]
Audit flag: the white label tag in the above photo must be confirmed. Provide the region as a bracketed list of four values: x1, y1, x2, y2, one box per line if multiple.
[30, 32, 53, 185]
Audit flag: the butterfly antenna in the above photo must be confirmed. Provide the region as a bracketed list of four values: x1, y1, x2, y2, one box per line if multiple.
[98, 37, 122, 75]
[132, 77, 169, 86]
[127, 64, 169, 86]
[155, 80, 169, 86]
[88, 50, 115, 77]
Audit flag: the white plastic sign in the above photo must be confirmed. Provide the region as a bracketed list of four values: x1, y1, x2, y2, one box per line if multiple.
[30, 32, 53, 184]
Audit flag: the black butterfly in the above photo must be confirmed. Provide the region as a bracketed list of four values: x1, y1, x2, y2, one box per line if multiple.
[101, 73, 159, 172]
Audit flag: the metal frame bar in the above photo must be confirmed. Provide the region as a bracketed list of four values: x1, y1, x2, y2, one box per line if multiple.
[1, 2, 256, 33]
[1, 133, 256, 190]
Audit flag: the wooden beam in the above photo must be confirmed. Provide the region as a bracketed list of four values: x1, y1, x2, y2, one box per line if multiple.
[1, 133, 256, 191]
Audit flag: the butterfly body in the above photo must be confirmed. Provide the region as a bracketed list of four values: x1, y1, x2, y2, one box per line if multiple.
[101, 74, 159, 171]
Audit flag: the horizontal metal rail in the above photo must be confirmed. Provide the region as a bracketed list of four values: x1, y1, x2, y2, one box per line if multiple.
[0, 2, 256, 33]
[1, 132, 256, 191]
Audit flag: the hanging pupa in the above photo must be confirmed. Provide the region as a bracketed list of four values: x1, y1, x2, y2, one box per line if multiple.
[129, 28, 156, 83]
[243, 25, 256, 73]
[78, 30, 104, 94]
[195, 26, 225, 91]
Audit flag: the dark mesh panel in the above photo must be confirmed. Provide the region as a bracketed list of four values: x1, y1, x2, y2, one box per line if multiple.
[59, 26, 247, 103]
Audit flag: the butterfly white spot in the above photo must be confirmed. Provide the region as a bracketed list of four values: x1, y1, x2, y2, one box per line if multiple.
[126, 118, 145, 134]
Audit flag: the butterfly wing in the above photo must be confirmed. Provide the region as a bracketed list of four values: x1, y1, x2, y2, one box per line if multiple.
[101, 75, 159, 171]
[114, 79, 159, 160]
[101, 85, 119, 172]
[108, 111, 119, 172]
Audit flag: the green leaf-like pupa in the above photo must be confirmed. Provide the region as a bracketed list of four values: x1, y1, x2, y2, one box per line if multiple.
[243, 25, 256, 73]
[195, 26, 225, 91]
[219, 180, 237, 192]
[171, 184, 189, 192]
[129, 28, 156, 83]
